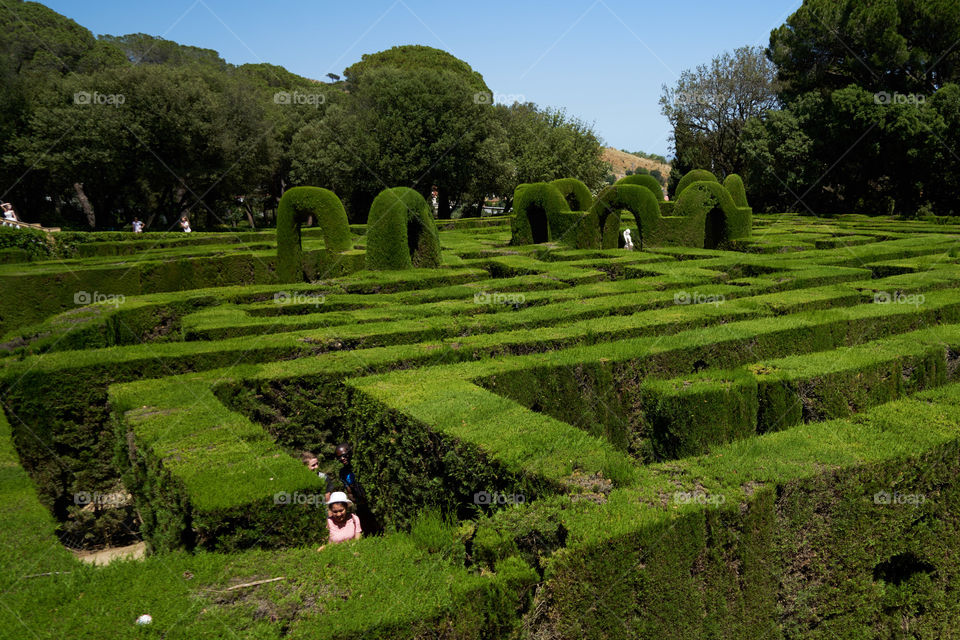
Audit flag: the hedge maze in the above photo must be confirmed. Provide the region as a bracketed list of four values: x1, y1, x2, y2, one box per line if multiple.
[3, 189, 960, 637]
[512, 171, 752, 253]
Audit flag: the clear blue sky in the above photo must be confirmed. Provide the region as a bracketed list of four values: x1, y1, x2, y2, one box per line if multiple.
[41, 0, 802, 158]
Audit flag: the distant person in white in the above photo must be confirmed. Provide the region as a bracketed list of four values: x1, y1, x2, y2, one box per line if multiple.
[179, 215, 192, 233]
[2, 203, 19, 227]
[623, 228, 634, 250]
[131, 217, 144, 233]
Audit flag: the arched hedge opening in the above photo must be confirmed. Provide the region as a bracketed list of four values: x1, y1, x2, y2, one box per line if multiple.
[510, 182, 569, 245]
[549, 178, 594, 211]
[589, 184, 660, 249]
[276, 187, 352, 283]
[704, 207, 727, 249]
[366, 187, 441, 270]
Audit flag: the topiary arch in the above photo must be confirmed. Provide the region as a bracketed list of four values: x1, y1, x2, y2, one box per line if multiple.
[276, 187, 353, 283]
[588, 184, 661, 249]
[615, 174, 664, 201]
[723, 174, 749, 208]
[549, 178, 594, 211]
[510, 182, 570, 245]
[675, 169, 719, 198]
[366, 187, 441, 270]
[672, 181, 752, 249]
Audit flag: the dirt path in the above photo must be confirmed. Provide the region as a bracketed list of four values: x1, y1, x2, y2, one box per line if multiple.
[72, 541, 146, 566]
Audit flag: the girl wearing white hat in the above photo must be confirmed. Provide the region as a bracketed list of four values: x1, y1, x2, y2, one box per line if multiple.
[318, 491, 362, 550]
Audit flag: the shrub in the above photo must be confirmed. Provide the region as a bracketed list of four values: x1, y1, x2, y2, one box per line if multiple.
[672, 181, 752, 248]
[0, 226, 56, 260]
[276, 187, 352, 282]
[723, 173, 749, 207]
[549, 178, 594, 211]
[616, 173, 664, 201]
[510, 182, 569, 245]
[588, 184, 660, 249]
[366, 187, 441, 270]
[675, 169, 719, 197]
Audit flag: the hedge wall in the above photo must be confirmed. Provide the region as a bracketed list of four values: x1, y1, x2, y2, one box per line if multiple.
[615, 173, 664, 201]
[276, 186, 352, 282]
[550, 177, 594, 211]
[723, 173, 749, 208]
[675, 168, 719, 197]
[510, 182, 569, 245]
[366, 187, 441, 270]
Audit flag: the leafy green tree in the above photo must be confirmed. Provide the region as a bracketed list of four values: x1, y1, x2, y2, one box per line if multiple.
[660, 45, 779, 191]
[769, 0, 960, 101]
[743, 0, 960, 215]
[494, 102, 606, 211]
[291, 50, 496, 221]
[98, 33, 227, 68]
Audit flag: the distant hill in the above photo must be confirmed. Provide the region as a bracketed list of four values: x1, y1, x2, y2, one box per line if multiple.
[602, 147, 671, 181]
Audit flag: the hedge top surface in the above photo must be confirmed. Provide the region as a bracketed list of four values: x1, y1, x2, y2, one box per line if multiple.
[675, 168, 719, 197]
[615, 173, 664, 201]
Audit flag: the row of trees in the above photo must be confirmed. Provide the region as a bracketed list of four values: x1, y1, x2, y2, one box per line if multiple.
[0, 1, 606, 229]
[661, 0, 960, 215]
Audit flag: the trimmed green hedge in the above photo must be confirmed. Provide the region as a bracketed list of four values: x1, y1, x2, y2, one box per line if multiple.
[672, 181, 752, 248]
[276, 186, 352, 282]
[723, 173, 749, 208]
[615, 173, 664, 201]
[675, 168, 719, 197]
[366, 187, 441, 270]
[510, 182, 569, 245]
[588, 184, 661, 249]
[549, 177, 594, 211]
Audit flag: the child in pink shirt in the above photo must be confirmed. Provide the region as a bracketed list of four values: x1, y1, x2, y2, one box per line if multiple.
[321, 491, 362, 548]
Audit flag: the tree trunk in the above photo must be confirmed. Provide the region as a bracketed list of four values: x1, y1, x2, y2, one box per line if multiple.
[244, 202, 256, 229]
[73, 183, 95, 228]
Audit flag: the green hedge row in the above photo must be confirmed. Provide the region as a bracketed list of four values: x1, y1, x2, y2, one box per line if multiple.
[528, 383, 960, 637]
[276, 186, 352, 282]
